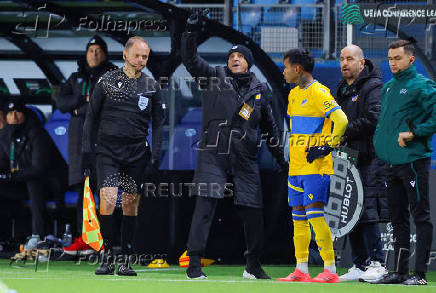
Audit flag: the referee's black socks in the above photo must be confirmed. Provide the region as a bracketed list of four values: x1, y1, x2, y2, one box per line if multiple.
[121, 215, 137, 260]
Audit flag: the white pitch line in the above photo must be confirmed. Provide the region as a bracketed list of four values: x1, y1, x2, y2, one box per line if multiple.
[2, 276, 436, 287]
[135, 268, 183, 272]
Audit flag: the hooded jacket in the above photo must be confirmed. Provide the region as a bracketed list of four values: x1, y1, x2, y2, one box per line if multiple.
[57, 59, 117, 185]
[0, 109, 67, 183]
[374, 64, 436, 165]
[336, 59, 382, 165]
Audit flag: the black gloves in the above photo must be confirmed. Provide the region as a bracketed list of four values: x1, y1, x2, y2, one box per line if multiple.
[186, 9, 209, 33]
[0, 172, 11, 182]
[306, 145, 333, 164]
[82, 153, 93, 178]
[186, 13, 200, 32]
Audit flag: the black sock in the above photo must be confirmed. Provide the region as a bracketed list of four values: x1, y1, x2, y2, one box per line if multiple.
[121, 215, 137, 256]
[99, 215, 115, 251]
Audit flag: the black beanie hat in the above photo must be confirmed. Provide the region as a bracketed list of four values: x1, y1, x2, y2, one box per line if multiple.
[227, 44, 253, 69]
[6, 99, 26, 114]
[86, 35, 108, 56]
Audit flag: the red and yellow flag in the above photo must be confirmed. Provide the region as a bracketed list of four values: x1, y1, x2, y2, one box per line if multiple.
[82, 176, 103, 251]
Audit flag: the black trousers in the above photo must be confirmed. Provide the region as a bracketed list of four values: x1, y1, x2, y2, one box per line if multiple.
[71, 184, 84, 236]
[349, 222, 384, 269]
[0, 177, 65, 236]
[187, 196, 264, 267]
[386, 157, 433, 274]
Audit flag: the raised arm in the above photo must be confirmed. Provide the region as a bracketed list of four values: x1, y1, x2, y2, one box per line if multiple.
[181, 32, 216, 79]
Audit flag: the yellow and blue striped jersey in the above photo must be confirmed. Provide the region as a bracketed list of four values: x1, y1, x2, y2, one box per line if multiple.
[287, 80, 340, 176]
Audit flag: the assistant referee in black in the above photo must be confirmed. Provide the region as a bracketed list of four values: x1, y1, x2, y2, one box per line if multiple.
[82, 36, 165, 276]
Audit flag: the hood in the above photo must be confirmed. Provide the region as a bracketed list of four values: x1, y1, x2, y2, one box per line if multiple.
[337, 59, 382, 100]
[355, 59, 382, 85]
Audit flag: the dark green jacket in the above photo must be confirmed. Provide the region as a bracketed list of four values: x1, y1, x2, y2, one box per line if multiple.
[374, 65, 436, 165]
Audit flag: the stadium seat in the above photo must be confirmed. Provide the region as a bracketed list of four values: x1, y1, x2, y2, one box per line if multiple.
[380, 59, 429, 83]
[44, 109, 70, 163]
[312, 60, 342, 96]
[239, 6, 262, 35]
[263, 6, 298, 27]
[51, 109, 71, 120]
[26, 105, 46, 124]
[292, 0, 316, 21]
[64, 190, 99, 207]
[64, 191, 79, 207]
[253, 0, 278, 4]
[180, 107, 202, 124]
[160, 108, 202, 170]
[432, 135, 436, 169]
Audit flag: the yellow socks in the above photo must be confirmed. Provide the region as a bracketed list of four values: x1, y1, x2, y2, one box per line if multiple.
[292, 211, 311, 272]
[306, 208, 335, 269]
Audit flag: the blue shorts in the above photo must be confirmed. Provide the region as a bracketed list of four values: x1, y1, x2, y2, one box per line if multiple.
[288, 174, 330, 207]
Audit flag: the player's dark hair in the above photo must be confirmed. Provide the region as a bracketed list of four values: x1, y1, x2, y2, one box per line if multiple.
[389, 38, 416, 55]
[283, 49, 314, 73]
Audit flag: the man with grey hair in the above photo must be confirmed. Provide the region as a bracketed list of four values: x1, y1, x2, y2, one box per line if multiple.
[82, 36, 166, 276]
[336, 45, 388, 282]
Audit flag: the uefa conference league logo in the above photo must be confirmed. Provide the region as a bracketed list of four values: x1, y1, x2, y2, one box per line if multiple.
[341, 3, 365, 25]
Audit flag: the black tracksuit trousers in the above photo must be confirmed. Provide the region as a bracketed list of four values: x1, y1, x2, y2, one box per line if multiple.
[386, 157, 433, 275]
[187, 196, 264, 268]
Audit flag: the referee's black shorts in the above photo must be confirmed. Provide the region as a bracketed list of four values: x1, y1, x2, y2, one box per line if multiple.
[95, 140, 150, 195]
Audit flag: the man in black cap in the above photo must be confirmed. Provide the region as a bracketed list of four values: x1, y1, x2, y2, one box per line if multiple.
[181, 14, 287, 279]
[0, 99, 68, 249]
[57, 35, 117, 255]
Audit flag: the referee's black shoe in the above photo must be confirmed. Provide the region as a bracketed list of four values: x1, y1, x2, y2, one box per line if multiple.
[403, 273, 427, 285]
[186, 255, 207, 279]
[243, 266, 271, 279]
[372, 272, 408, 284]
[95, 263, 115, 275]
[187, 267, 207, 279]
[117, 263, 137, 276]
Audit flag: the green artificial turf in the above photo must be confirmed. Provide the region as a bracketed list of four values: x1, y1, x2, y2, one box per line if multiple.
[1, 259, 435, 293]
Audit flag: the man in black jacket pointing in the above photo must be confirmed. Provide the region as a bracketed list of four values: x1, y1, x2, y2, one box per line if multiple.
[182, 15, 287, 280]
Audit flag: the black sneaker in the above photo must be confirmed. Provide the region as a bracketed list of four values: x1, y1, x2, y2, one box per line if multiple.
[243, 266, 271, 279]
[117, 263, 137, 276]
[95, 263, 115, 275]
[371, 272, 408, 284]
[186, 266, 207, 279]
[403, 274, 427, 285]
[186, 255, 207, 279]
